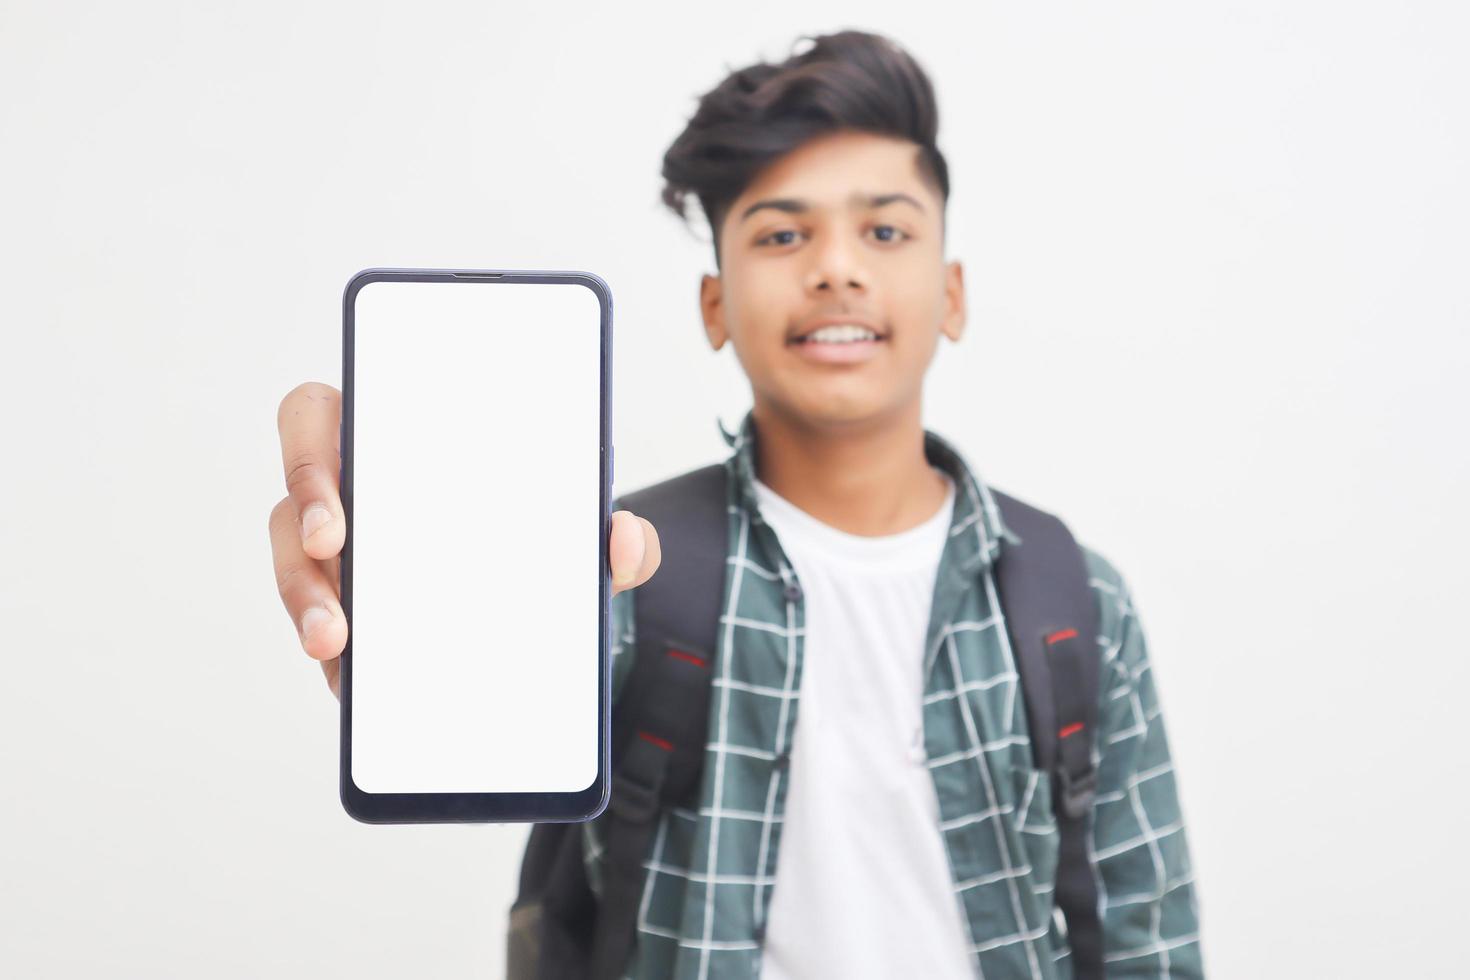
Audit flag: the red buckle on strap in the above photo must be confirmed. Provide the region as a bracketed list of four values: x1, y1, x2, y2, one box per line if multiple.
[638, 731, 673, 752]
[666, 648, 708, 668]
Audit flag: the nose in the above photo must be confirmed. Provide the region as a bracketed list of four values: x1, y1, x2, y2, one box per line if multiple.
[803, 230, 868, 295]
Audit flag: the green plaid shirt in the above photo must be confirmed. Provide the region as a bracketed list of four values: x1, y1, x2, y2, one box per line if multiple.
[584, 409, 1202, 979]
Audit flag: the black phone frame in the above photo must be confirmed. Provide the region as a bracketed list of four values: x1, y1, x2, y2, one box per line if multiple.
[338, 267, 613, 824]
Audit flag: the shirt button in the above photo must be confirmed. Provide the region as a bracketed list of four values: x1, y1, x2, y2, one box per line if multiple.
[773, 750, 791, 771]
[783, 583, 803, 603]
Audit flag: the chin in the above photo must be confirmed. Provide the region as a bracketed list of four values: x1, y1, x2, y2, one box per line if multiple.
[784, 393, 895, 430]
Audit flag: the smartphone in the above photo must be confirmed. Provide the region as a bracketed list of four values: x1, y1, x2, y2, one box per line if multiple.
[338, 267, 612, 824]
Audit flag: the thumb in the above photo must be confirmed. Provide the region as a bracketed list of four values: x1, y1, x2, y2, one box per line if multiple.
[609, 510, 646, 589]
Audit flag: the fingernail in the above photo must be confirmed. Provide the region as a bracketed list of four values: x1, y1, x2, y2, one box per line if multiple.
[301, 504, 331, 542]
[301, 604, 334, 639]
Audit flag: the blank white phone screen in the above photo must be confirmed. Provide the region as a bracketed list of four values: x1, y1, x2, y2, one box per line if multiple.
[349, 279, 603, 795]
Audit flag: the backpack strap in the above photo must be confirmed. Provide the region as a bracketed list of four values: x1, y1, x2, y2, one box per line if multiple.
[508, 817, 598, 980]
[990, 489, 1104, 980]
[589, 463, 729, 980]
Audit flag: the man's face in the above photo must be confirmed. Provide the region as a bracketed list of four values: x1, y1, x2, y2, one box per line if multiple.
[700, 129, 965, 431]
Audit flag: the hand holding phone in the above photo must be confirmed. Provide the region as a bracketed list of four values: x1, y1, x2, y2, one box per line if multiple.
[265, 268, 661, 824]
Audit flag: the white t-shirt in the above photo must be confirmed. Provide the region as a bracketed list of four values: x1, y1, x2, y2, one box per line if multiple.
[751, 468, 976, 980]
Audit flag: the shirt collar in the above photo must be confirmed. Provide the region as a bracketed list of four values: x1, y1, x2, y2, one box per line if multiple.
[717, 408, 1020, 574]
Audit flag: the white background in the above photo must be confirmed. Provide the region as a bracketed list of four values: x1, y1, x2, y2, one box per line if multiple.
[2, 1, 1466, 976]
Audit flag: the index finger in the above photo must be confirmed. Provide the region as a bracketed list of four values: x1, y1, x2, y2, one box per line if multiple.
[277, 381, 346, 561]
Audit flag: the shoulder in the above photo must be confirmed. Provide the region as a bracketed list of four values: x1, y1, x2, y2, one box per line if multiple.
[1075, 541, 1146, 680]
[1077, 543, 1130, 631]
[989, 486, 1142, 673]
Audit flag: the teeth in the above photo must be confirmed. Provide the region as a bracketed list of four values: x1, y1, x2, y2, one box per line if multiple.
[802, 324, 880, 344]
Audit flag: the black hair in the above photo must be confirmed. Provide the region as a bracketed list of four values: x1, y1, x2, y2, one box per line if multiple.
[660, 29, 949, 268]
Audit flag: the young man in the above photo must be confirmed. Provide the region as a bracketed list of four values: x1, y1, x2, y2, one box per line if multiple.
[270, 29, 1201, 980]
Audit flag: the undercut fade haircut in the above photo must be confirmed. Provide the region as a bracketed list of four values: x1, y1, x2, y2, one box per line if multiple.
[660, 29, 950, 269]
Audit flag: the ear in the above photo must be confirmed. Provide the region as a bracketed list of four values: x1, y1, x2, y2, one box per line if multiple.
[700, 273, 728, 351]
[939, 260, 966, 343]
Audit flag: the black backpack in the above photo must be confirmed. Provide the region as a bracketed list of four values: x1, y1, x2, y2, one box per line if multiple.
[507, 462, 1104, 980]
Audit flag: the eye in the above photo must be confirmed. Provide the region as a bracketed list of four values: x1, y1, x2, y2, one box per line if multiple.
[870, 224, 911, 243]
[756, 229, 803, 247]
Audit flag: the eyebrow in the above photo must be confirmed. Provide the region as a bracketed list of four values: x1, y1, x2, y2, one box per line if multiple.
[738, 191, 925, 224]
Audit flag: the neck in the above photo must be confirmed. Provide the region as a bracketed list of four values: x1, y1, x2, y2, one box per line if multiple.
[750, 398, 951, 537]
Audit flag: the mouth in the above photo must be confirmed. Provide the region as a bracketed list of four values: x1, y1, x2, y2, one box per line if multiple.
[787, 321, 888, 345]
[787, 323, 888, 365]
